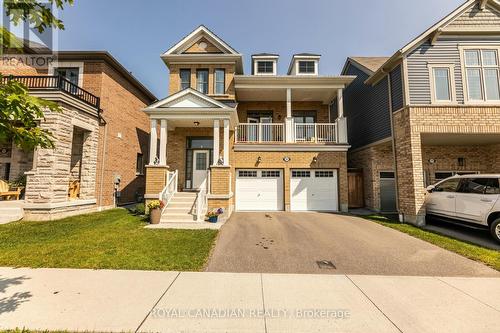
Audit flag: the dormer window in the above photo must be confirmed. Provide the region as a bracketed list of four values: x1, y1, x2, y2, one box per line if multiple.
[257, 61, 274, 74]
[252, 54, 279, 76]
[298, 61, 315, 74]
[288, 54, 320, 76]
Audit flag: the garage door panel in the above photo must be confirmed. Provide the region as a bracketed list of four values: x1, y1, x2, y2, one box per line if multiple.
[291, 169, 338, 211]
[235, 169, 283, 211]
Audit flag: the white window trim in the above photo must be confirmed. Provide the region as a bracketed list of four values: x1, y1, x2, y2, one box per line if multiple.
[48, 61, 84, 87]
[295, 59, 318, 76]
[254, 60, 277, 76]
[458, 44, 500, 105]
[428, 63, 456, 104]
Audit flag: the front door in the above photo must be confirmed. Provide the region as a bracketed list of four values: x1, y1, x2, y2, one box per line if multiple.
[192, 150, 209, 189]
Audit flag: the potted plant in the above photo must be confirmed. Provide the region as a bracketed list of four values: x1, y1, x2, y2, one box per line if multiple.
[206, 208, 224, 223]
[148, 200, 164, 224]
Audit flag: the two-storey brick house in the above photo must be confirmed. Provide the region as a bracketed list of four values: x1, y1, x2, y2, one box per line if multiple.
[342, 0, 500, 225]
[1, 50, 156, 220]
[144, 26, 354, 224]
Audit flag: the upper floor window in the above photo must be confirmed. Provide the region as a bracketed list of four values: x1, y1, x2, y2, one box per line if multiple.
[298, 61, 315, 74]
[463, 49, 500, 102]
[180, 69, 191, 90]
[214, 69, 225, 94]
[196, 69, 209, 94]
[257, 61, 274, 74]
[136, 153, 144, 175]
[55, 67, 79, 85]
[429, 64, 455, 103]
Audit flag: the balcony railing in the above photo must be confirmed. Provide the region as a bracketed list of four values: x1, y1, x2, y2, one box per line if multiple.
[1, 75, 100, 109]
[235, 122, 338, 143]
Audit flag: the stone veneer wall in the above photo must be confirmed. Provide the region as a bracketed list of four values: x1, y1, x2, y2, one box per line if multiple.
[393, 106, 500, 225]
[23, 103, 99, 220]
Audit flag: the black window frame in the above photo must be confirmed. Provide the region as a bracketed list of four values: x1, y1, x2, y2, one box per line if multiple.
[54, 67, 80, 85]
[196, 69, 209, 94]
[136, 153, 144, 175]
[180, 69, 191, 90]
[298, 61, 315, 74]
[257, 61, 274, 74]
[214, 68, 225, 94]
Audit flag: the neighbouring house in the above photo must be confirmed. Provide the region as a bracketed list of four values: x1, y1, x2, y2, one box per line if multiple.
[0, 49, 156, 220]
[143, 25, 354, 223]
[342, 0, 500, 225]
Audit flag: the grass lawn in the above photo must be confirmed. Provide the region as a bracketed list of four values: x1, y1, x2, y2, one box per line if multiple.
[365, 214, 500, 271]
[0, 209, 217, 271]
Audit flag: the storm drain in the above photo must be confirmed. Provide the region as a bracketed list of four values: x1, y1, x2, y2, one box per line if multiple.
[316, 260, 336, 269]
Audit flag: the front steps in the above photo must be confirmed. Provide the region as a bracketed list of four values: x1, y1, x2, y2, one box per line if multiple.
[160, 192, 198, 223]
[0, 201, 24, 224]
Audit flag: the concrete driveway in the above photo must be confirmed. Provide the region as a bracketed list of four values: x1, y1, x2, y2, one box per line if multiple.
[206, 212, 499, 276]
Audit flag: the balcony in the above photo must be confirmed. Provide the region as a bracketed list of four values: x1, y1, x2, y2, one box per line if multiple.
[2, 75, 100, 109]
[235, 122, 340, 144]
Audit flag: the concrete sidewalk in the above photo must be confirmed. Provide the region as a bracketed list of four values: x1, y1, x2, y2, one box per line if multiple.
[0, 267, 499, 333]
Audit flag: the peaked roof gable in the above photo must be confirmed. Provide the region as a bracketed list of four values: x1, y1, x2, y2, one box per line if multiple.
[342, 57, 390, 75]
[366, 0, 500, 84]
[145, 88, 233, 110]
[163, 25, 239, 56]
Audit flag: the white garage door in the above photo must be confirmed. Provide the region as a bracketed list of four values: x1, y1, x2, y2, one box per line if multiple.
[235, 169, 283, 211]
[290, 169, 338, 211]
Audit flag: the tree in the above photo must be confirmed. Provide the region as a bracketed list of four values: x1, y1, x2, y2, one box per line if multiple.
[0, 0, 74, 149]
[0, 75, 61, 149]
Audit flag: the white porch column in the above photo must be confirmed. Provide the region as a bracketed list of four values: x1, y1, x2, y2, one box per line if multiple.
[285, 88, 294, 143]
[213, 119, 220, 165]
[223, 119, 229, 166]
[337, 88, 344, 118]
[149, 119, 157, 165]
[159, 119, 167, 165]
[336, 88, 348, 143]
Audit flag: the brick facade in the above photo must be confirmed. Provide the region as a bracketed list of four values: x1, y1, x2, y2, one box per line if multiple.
[393, 106, 500, 224]
[348, 142, 394, 211]
[0, 53, 155, 213]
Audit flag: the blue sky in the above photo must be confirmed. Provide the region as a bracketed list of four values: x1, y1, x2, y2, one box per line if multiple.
[49, 0, 463, 97]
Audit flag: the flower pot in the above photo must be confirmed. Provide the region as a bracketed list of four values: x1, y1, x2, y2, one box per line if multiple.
[150, 208, 161, 224]
[208, 216, 218, 223]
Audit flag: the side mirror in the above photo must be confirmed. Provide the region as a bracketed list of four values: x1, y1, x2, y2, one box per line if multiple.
[426, 185, 435, 193]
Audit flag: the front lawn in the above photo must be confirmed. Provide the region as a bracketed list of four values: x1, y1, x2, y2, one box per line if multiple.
[365, 215, 500, 271]
[0, 209, 217, 271]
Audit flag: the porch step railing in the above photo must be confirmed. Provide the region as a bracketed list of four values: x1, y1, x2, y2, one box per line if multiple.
[194, 170, 209, 222]
[159, 170, 178, 214]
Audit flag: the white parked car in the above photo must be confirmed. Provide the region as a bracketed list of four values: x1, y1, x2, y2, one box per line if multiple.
[425, 174, 500, 243]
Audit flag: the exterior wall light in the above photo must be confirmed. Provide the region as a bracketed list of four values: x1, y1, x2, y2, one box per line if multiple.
[194, 121, 200, 126]
[257, 156, 262, 163]
[312, 156, 318, 163]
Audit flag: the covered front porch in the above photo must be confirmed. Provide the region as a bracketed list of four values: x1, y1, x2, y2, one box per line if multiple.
[143, 89, 238, 224]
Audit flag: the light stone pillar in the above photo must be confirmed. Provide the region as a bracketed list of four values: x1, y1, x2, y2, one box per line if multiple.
[213, 119, 220, 165]
[159, 119, 167, 165]
[285, 88, 294, 143]
[223, 119, 229, 166]
[149, 119, 157, 165]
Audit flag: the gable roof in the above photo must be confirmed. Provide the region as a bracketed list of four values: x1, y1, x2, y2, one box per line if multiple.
[366, 0, 500, 84]
[162, 25, 239, 55]
[144, 88, 234, 110]
[161, 25, 244, 74]
[344, 57, 390, 75]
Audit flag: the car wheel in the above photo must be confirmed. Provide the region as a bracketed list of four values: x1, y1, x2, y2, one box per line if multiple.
[490, 218, 500, 244]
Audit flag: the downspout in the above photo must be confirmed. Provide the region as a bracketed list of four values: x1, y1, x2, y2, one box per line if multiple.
[386, 72, 401, 216]
[98, 115, 108, 210]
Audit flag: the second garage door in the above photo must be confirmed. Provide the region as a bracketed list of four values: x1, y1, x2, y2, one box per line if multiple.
[235, 169, 283, 211]
[290, 169, 338, 211]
